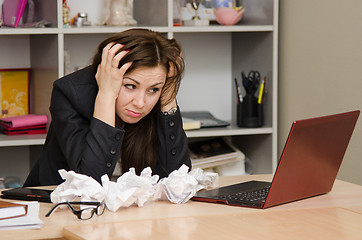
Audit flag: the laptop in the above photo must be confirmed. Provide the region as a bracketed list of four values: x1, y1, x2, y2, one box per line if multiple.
[192, 110, 360, 208]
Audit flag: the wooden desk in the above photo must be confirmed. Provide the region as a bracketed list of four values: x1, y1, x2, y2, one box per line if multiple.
[2, 175, 362, 240]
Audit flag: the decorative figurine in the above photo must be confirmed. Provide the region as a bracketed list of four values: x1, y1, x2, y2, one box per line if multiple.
[101, 0, 137, 26]
[190, 0, 202, 20]
[63, 0, 71, 27]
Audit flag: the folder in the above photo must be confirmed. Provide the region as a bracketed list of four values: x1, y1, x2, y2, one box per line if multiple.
[1, 0, 28, 28]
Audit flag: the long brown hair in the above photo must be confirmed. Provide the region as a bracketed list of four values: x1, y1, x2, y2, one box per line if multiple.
[92, 28, 185, 175]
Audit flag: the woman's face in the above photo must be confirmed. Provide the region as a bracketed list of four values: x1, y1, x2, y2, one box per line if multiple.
[115, 65, 166, 124]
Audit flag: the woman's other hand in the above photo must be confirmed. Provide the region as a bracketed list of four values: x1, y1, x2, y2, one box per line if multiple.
[160, 84, 177, 113]
[160, 62, 178, 113]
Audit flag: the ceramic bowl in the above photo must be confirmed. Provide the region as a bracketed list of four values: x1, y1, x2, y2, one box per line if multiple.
[214, 7, 245, 26]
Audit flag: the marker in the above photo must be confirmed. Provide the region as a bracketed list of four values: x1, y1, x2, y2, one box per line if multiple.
[258, 77, 265, 104]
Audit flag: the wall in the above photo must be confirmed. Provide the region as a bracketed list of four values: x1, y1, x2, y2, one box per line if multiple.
[278, 0, 362, 185]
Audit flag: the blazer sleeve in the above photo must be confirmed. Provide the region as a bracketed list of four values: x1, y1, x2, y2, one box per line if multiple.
[155, 107, 191, 178]
[49, 77, 124, 183]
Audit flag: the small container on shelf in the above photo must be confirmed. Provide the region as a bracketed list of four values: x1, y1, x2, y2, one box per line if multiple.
[214, 7, 245, 25]
[237, 94, 263, 128]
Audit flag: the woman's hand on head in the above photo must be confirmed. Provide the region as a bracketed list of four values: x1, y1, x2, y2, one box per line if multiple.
[94, 42, 132, 127]
[95, 42, 132, 100]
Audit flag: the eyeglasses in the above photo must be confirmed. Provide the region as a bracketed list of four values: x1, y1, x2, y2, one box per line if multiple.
[45, 201, 105, 220]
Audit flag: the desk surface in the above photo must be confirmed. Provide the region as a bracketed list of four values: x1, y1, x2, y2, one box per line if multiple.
[2, 174, 362, 240]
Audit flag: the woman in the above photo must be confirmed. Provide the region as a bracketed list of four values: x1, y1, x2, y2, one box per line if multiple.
[24, 28, 191, 187]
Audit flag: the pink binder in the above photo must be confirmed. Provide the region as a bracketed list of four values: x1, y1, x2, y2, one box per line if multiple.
[0, 114, 48, 128]
[1, 0, 28, 27]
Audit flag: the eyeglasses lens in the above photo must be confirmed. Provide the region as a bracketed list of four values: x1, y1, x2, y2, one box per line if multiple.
[96, 203, 106, 216]
[79, 207, 95, 220]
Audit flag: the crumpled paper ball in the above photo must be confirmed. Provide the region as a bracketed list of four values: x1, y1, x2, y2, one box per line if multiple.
[102, 167, 159, 212]
[50, 169, 105, 203]
[189, 168, 219, 191]
[157, 165, 199, 204]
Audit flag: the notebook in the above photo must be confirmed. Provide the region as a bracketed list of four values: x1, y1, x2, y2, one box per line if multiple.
[192, 110, 360, 208]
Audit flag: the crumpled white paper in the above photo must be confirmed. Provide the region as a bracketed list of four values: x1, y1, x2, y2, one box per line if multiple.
[50, 165, 218, 212]
[50, 169, 105, 203]
[102, 167, 159, 212]
[157, 165, 199, 204]
[189, 168, 219, 192]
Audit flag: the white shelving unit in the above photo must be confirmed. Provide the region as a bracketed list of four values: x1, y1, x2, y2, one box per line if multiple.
[0, 0, 278, 181]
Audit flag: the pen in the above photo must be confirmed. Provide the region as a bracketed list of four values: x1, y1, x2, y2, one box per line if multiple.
[234, 78, 243, 103]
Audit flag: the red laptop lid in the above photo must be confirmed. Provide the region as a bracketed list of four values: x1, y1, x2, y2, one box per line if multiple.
[264, 110, 360, 208]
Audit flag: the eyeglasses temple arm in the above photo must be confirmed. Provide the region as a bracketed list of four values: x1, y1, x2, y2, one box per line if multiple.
[45, 202, 64, 217]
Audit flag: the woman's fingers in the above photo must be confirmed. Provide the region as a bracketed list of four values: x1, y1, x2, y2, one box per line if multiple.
[96, 43, 132, 99]
[118, 61, 133, 76]
[101, 42, 123, 69]
[112, 50, 128, 69]
[98, 43, 130, 78]
[100, 42, 113, 67]
[107, 44, 123, 68]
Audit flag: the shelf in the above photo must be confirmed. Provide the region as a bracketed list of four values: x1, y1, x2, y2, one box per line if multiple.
[0, 28, 59, 35]
[60, 25, 274, 34]
[0, 25, 273, 36]
[172, 25, 273, 33]
[60, 25, 171, 34]
[0, 134, 46, 147]
[0, 126, 272, 146]
[185, 126, 273, 138]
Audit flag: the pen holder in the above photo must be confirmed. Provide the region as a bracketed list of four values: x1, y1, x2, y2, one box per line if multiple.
[237, 94, 263, 128]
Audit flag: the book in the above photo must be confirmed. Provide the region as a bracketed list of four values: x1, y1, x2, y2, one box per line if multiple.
[181, 111, 230, 128]
[0, 201, 43, 230]
[0, 68, 30, 118]
[0, 114, 48, 135]
[182, 117, 201, 130]
[189, 137, 235, 158]
[0, 200, 27, 220]
[189, 137, 245, 169]
[1, 0, 28, 28]
[0, 124, 47, 135]
[0, 127, 47, 135]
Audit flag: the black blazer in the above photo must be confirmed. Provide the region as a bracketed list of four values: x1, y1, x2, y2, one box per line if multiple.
[24, 66, 191, 186]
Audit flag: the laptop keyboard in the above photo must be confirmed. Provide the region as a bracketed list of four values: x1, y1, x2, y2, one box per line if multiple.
[218, 186, 271, 203]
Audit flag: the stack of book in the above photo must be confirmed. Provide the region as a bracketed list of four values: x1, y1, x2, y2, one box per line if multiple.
[0, 200, 43, 230]
[189, 137, 245, 172]
[0, 114, 48, 135]
[0, 200, 27, 220]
